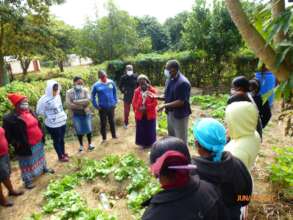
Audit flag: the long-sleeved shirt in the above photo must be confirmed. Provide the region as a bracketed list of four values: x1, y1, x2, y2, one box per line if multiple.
[91, 79, 118, 109]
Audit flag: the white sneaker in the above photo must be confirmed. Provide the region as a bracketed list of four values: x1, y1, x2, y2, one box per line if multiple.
[88, 144, 95, 151]
[79, 146, 83, 152]
[123, 124, 128, 129]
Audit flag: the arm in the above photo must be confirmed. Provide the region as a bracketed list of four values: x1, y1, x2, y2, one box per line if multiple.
[66, 90, 80, 110]
[158, 83, 189, 111]
[73, 89, 91, 106]
[119, 76, 125, 93]
[36, 98, 44, 116]
[260, 100, 272, 128]
[3, 119, 12, 145]
[113, 82, 118, 105]
[91, 84, 99, 109]
[132, 90, 139, 112]
[146, 89, 158, 110]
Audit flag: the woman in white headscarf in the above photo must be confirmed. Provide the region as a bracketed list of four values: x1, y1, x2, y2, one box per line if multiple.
[37, 80, 68, 162]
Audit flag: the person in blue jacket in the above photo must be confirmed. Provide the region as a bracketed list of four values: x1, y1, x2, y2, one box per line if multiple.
[91, 70, 118, 142]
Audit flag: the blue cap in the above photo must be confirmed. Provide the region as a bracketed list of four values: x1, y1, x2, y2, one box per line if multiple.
[193, 118, 227, 162]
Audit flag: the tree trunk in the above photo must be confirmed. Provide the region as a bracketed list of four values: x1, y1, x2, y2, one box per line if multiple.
[271, 0, 286, 44]
[20, 58, 31, 78]
[0, 22, 9, 86]
[225, 0, 290, 81]
[58, 60, 64, 72]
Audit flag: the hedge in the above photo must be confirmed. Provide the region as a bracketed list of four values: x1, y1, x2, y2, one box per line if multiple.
[106, 50, 258, 88]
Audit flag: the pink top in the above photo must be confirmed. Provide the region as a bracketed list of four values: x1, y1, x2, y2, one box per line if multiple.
[0, 127, 9, 157]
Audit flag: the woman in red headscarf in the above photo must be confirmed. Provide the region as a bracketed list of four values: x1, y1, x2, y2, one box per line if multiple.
[3, 93, 54, 189]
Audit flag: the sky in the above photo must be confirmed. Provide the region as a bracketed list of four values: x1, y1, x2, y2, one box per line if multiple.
[50, 0, 198, 28]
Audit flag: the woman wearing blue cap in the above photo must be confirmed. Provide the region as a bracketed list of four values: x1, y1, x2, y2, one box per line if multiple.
[192, 118, 253, 220]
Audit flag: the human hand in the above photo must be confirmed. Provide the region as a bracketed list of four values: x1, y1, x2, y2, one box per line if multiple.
[157, 105, 165, 113]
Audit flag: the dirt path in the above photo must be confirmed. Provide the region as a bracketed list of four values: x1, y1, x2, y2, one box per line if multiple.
[0, 101, 292, 220]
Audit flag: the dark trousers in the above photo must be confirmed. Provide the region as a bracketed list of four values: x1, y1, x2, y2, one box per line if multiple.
[99, 108, 116, 140]
[124, 102, 131, 125]
[46, 125, 66, 159]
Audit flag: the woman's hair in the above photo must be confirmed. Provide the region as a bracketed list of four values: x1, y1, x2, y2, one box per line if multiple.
[232, 76, 250, 92]
[150, 137, 191, 164]
[249, 78, 260, 94]
[98, 70, 107, 76]
[73, 76, 83, 82]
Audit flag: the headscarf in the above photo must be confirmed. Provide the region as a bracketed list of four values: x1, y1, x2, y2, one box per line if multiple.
[137, 74, 151, 84]
[7, 93, 26, 107]
[193, 118, 227, 162]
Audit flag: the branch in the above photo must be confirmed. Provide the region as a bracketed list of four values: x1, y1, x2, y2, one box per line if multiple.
[272, 0, 286, 44]
[225, 0, 290, 81]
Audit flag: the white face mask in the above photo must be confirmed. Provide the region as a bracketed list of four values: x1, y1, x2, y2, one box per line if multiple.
[127, 71, 133, 76]
[19, 102, 29, 110]
[75, 85, 83, 90]
[164, 69, 170, 78]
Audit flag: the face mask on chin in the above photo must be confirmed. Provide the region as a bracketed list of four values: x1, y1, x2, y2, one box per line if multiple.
[141, 84, 148, 92]
[164, 69, 170, 78]
[100, 75, 107, 83]
[19, 102, 29, 110]
[127, 71, 133, 76]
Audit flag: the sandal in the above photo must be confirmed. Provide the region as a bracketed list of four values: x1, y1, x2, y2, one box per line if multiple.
[0, 200, 13, 207]
[9, 190, 24, 196]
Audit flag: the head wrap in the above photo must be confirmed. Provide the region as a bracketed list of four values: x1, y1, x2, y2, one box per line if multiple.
[137, 74, 151, 84]
[7, 93, 26, 107]
[193, 118, 227, 162]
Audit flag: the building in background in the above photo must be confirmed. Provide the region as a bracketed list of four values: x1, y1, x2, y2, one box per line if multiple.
[5, 56, 41, 75]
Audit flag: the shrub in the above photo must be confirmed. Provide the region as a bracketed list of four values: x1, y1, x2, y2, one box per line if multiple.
[269, 146, 293, 201]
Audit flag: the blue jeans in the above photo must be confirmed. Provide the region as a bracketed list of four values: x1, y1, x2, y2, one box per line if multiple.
[46, 125, 66, 159]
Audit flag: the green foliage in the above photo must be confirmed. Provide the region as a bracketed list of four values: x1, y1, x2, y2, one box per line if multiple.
[164, 12, 190, 50]
[270, 146, 293, 187]
[182, 0, 242, 86]
[31, 154, 160, 219]
[191, 94, 229, 120]
[77, 1, 145, 63]
[136, 16, 170, 51]
[157, 112, 168, 136]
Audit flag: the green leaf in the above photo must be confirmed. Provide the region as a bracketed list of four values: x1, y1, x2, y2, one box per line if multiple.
[275, 47, 291, 69]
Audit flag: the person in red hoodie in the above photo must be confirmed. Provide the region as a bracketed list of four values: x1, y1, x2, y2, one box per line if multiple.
[0, 127, 23, 207]
[132, 75, 158, 148]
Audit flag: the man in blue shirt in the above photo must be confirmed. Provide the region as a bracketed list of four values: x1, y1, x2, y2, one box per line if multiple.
[91, 70, 118, 142]
[157, 60, 192, 144]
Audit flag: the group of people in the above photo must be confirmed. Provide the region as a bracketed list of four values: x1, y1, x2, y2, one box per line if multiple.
[0, 59, 273, 220]
[141, 64, 273, 220]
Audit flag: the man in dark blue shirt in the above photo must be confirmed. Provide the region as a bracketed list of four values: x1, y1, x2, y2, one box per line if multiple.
[157, 60, 191, 144]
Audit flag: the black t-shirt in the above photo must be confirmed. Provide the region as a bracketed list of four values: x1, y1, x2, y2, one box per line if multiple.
[119, 74, 138, 103]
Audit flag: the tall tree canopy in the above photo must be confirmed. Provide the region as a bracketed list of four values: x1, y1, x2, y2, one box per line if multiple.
[136, 16, 170, 51]
[77, 1, 149, 63]
[0, 0, 64, 84]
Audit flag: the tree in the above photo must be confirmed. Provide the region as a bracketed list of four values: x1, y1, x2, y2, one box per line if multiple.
[224, 0, 291, 81]
[182, 0, 211, 50]
[78, 1, 144, 63]
[46, 18, 77, 72]
[164, 11, 189, 50]
[0, 0, 64, 85]
[183, 0, 242, 86]
[136, 16, 170, 51]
